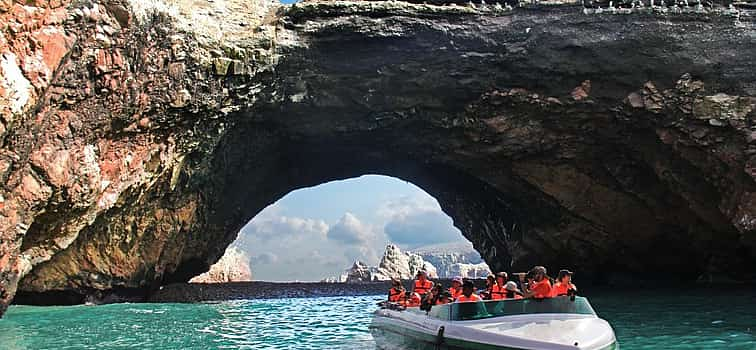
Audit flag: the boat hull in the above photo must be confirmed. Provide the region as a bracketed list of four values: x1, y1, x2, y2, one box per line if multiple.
[371, 314, 530, 350]
[369, 307, 618, 350]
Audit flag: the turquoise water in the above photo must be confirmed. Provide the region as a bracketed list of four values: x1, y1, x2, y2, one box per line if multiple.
[1, 288, 754, 349]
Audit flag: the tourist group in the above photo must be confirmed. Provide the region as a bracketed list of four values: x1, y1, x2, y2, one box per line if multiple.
[387, 266, 576, 310]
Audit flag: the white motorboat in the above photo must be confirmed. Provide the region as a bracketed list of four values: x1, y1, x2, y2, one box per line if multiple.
[370, 296, 618, 350]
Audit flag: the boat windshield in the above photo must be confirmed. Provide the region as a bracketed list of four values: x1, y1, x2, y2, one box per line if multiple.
[427, 296, 597, 321]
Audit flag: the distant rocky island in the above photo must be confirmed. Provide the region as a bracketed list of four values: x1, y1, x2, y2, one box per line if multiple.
[324, 243, 491, 283]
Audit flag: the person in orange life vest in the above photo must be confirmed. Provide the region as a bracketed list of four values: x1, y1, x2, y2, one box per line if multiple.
[449, 276, 464, 300]
[480, 275, 495, 300]
[490, 272, 508, 300]
[456, 280, 483, 302]
[405, 292, 422, 307]
[504, 281, 524, 299]
[551, 269, 577, 297]
[436, 290, 452, 305]
[388, 278, 405, 303]
[522, 266, 552, 299]
[412, 270, 434, 296]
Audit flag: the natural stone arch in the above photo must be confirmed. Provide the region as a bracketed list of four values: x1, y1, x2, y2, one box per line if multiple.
[1, 0, 755, 315]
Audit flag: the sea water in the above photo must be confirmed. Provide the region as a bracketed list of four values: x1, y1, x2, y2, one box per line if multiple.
[0, 288, 754, 349]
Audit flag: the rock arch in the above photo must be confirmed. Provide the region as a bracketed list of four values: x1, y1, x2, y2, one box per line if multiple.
[1, 0, 755, 315]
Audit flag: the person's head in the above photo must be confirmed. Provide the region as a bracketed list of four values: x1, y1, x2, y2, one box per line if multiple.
[431, 284, 442, 295]
[391, 278, 403, 289]
[438, 291, 452, 304]
[416, 270, 427, 281]
[451, 276, 463, 288]
[557, 269, 573, 284]
[504, 281, 520, 293]
[496, 272, 507, 284]
[486, 275, 495, 287]
[462, 280, 475, 296]
[531, 266, 547, 282]
[410, 292, 421, 302]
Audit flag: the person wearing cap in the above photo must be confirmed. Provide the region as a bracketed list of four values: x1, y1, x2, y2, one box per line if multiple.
[406, 292, 422, 307]
[551, 269, 577, 297]
[449, 276, 464, 300]
[455, 280, 483, 302]
[412, 270, 434, 296]
[504, 281, 523, 299]
[522, 266, 552, 299]
[490, 272, 508, 300]
[387, 278, 406, 303]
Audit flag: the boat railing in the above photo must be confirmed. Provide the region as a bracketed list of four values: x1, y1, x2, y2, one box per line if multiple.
[428, 296, 597, 321]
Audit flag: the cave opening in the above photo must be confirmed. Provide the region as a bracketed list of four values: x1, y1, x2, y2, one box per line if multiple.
[190, 174, 491, 283]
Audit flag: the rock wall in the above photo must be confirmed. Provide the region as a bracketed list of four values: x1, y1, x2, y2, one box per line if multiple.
[0, 0, 754, 315]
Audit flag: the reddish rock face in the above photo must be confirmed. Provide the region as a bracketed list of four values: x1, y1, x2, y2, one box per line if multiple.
[0, 0, 755, 315]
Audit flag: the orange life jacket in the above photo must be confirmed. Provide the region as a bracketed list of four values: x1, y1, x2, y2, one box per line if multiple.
[414, 279, 433, 295]
[449, 287, 463, 300]
[551, 282, 575, 297]
[406, 292, 422, 307]
[456, 293, 482, 302]
[490, 284, 506, 300]
[531, 279, 552, 298]
[388, 287, 405, 302]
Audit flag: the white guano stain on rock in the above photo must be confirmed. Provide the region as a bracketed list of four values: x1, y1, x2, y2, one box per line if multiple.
[0, 52, 32, 115]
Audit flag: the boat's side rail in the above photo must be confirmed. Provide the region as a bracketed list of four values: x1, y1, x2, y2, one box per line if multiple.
[428, 296, 597, 321]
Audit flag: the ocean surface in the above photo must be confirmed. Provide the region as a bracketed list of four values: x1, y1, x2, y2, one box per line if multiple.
[1, 287, 754, 349]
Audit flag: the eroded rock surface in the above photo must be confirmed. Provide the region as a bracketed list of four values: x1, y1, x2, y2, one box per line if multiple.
[0, 0, 754, 315]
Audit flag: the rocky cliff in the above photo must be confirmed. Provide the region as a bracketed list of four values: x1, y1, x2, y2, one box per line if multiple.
[0, 0, 755, 315]
[328, 243, 490, 282]
[189, 246, 252, 283]
[413, 241, 491, 278]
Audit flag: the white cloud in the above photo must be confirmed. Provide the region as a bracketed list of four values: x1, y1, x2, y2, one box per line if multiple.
[250, 252, 278, 265]
[327, 212, 374, 245]
[377, 194, 464, 249]
[241, 205, 329, 243]
[377, 194, 442, 221]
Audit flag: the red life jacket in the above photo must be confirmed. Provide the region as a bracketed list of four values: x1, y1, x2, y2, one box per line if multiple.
[388, 287, 405, 302]
[449, 287, 463, 300]
[531, 279, 552, 298]
[406, 292, 422, 307]
[551, 282, 576, 297]
[414, 279, 433, 295]
[456, 293, 482, 302]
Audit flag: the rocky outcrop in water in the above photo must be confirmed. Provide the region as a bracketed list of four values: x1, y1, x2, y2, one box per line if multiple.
[328, 243, 490, 282]
[372, 244, 439, 280]
[189, 247, 252, 283]
[0, 0, 755, 315]
[413, 242, 492, 278]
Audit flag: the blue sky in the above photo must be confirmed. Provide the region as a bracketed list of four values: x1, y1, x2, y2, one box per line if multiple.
[231, 175, 468, 281]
